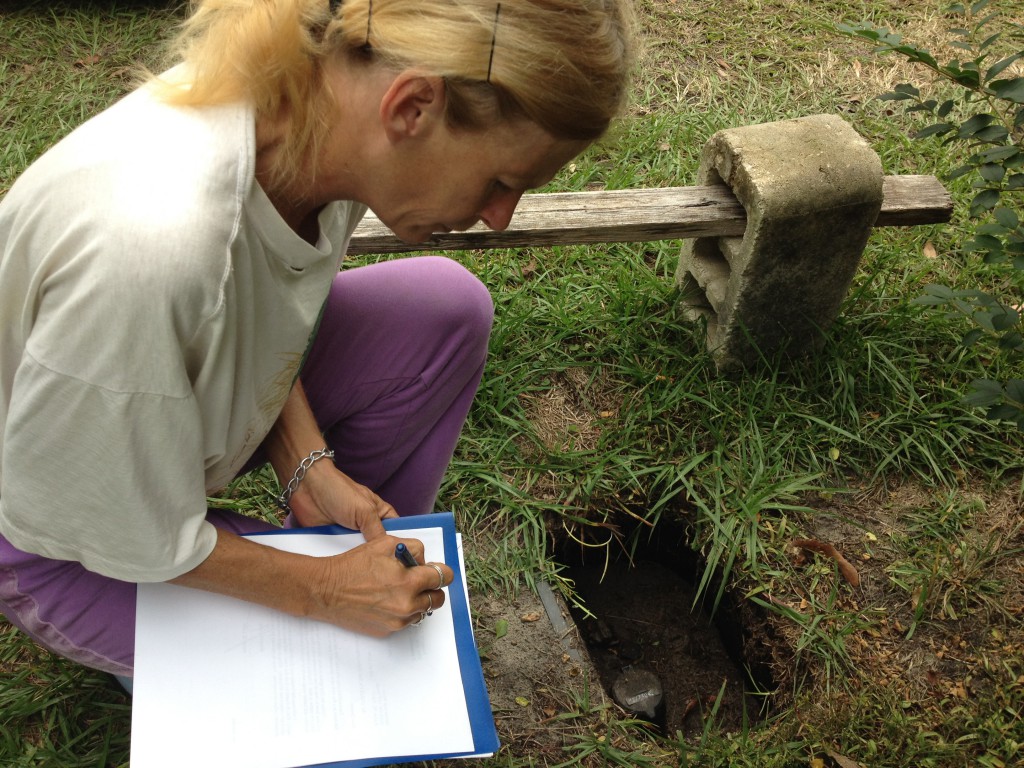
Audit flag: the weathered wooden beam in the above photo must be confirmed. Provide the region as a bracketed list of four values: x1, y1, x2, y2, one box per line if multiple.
[346, 175, 952, 255]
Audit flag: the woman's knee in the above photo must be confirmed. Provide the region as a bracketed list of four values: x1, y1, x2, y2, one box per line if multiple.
[416, 256, 494, 341]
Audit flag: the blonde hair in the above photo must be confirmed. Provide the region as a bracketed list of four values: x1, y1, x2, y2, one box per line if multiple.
[156, 0, 634, 186]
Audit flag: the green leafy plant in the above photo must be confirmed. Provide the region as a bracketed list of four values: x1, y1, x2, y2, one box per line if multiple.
[840, 1, 1024, 428]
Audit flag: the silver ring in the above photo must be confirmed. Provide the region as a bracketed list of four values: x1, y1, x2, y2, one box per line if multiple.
[411, 612, 427, 627]
[429, 563, 445, 590]
[426, 592, 434, 617]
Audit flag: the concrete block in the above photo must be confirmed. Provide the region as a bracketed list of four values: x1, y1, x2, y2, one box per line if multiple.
[677, 114, 884, 369]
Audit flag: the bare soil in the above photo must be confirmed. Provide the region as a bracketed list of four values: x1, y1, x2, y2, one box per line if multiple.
[454, 478, 1023, 762]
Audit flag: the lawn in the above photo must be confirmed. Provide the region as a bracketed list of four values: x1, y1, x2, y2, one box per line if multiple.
[1, 0, 1022, 766]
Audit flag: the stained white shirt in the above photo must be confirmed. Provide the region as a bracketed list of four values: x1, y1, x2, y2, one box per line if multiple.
[0, 81, 366, 581]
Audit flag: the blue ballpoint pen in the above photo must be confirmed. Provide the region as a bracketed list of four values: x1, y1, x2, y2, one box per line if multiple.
[394, 542, 418, 568]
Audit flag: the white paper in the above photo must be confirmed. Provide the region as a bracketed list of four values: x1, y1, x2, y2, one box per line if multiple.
[132, 526, 475, 768]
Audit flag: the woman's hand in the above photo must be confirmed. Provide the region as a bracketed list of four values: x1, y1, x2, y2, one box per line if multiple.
[264, 380, 397, 541]
[306, 535, 455, 636]
[286, 461, 397, 541]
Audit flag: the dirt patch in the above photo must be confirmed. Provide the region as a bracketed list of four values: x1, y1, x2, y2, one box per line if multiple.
[788, 482, 1024, 705]
[468, 586, 607, 759]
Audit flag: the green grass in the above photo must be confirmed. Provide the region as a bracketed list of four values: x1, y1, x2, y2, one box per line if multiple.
[3, 0, 1024, 766]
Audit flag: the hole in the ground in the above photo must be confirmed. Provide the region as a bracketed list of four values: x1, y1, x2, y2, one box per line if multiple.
[554, 516, 776, 737]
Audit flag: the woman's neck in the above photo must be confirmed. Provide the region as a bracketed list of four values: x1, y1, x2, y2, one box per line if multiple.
[254, 112, 324, 245]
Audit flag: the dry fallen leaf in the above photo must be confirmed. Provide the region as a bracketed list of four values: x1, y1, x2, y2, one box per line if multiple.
[74, 54, 102, 68]
[828, 751, 865, 768]
[923, 241, 938, 259]
[793, 538, 861, 587]
[520, 611, 542, 623]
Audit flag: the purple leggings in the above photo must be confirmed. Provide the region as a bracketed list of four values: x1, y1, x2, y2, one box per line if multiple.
[0, 256, 493, 676]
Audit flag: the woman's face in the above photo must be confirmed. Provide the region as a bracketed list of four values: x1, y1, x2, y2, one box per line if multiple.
[372, 117, 588, 244]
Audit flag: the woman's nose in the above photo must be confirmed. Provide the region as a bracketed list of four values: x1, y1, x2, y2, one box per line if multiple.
[479, 188, 524, 232]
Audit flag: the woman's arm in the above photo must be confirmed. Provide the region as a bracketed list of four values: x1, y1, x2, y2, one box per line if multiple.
[169, 379, 455, 636]
[263, 379, 398, 537]
[169, 526, 452, 636]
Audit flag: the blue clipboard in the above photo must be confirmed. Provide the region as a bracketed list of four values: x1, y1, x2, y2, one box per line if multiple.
[245, 513, 500, 767]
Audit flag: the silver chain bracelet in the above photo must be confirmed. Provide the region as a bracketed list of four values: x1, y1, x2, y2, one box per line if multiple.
[275, 447, 335, 516]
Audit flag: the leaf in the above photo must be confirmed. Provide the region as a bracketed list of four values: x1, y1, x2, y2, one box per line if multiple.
[970, 188, 1001, 215]
[828, 752, 865, 768]
[979, 163, 1005, 182]
[985, 53, 1023, 83]
[953, 70, 982, 89]
[1005, 379, 1024, 405]
[879, 91, 918, 102]
[515, 696, 530, 707]
[973, 125, 1009, 143]
[947, 163, 975, 179]
[964, 379, 1003, 407]
[922, 283, 955, 299]
[974, 10, 999, 30]
[976, 222, 1008, 236]
[915, 122, 954, 138]
[922, 241, 938, 259]
[978, 146, 1018, 163]
[993, 207, 1019, 228]
[999, 331, 1024, 352]
[520, 611, 542, 623]
[991, 309, 1018, 332]
[977, 32, 1001, 52]
[971, 233, 1004, 251]
[494, 618, 508, 639]
[958, 113, 997, 135]
[73, 54, 102, 68]
[962, 328, 986, 346]
[1008, 173, 1024, 190]
[987, 403, 1020, 421]
[974, 310, 998, 331]
[992, 77, 1024, 104]
[792, 539, 861, 587]
[913, 295, 950, 306]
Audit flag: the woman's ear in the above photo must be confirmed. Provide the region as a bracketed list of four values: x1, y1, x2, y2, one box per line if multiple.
[379, 71, 447, 143]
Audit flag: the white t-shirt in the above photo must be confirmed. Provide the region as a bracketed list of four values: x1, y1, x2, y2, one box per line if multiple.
[0, 82, 366, 582]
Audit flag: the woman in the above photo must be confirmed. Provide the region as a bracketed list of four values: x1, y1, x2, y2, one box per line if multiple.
[0, 0, 633, 684]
